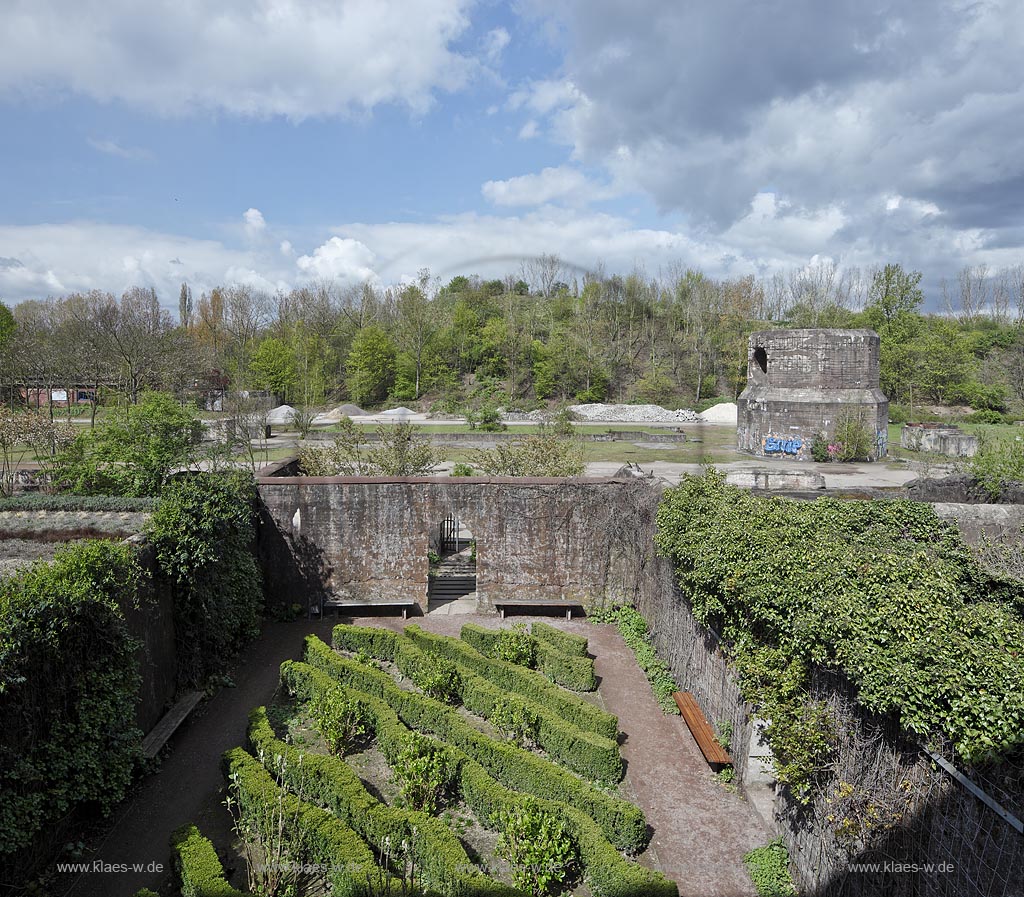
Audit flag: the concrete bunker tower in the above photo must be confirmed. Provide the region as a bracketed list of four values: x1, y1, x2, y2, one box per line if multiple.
[736, 329, 889, 460]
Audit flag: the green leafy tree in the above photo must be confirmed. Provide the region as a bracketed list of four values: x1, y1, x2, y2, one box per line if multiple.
[345, 325, 396, 406]
[250, 337, 298, 401]
[48, 391, 202, 496]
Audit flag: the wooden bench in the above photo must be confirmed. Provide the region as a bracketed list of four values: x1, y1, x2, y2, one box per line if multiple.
[141, 690, 205, 759]
[673, 691, 733, 769]
[316, 598, 419, 619]
[493, 599, 585, 620]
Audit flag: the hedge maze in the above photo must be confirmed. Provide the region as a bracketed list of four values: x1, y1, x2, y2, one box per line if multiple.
[215, 624, 678, 897]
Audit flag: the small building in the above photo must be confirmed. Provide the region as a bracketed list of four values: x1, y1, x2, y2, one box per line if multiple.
[737, 329, 889, 461]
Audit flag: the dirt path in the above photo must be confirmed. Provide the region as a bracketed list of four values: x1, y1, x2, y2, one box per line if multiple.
[63, 613, 765, 897]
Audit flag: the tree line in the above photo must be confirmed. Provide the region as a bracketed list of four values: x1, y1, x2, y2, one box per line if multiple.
[3, 258, 1024, 418]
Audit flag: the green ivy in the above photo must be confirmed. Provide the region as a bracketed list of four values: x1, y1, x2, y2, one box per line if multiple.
[655, 471, 1024, 797]
[147, 471, 263, 686]
[743, 839, 796, 897]
[0, 540, 143, 860]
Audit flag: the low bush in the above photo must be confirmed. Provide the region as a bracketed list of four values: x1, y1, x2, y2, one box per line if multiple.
[284, 660, 675, 897]
[393, 731, 459, 814]
[332, 623, 399, 661]
[261, 690, 515, 897]
[310, 688, 369, 757]
[303, 638, 644, 853]
[461, 623, 596, 691]
[0, 494, 156, 512]
[357, 627, 619, 781]
[530, 623, 588, 658]
[535, 642, 596, 692]
[404, 626, 616, 739]
[497, 798, 579, 897]
[222, 746, 382, 897]
[493, 624, 537, 667]
[170, 824, 246, 897]
[744, 839, 796, 897]
[411, 653, 462, 705]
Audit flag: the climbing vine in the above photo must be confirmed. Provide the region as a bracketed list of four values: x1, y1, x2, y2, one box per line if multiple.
[655, 471, 1024, 798]
[0, 540, 143, 859]
[147, 470, 263, 686]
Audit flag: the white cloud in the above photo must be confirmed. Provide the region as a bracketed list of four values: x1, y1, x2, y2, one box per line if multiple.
[518, 120, 539, 139]
[484, 27, 511, 63]
[243, 208, 267, 239]
[295, 236, 378, 284]
[481, 166, 616, 207]
[0, 0, 478, 118]
[86, 137, 153, 161]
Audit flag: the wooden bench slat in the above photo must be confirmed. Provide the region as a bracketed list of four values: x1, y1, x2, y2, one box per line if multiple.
[142, 690, 204, 759]
[673, 691, 732, 767]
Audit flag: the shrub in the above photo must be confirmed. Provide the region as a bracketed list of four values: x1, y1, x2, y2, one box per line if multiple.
[170, 824, 246, 897]
[411, 653, 462, 704]
[147, 471, 263, 686]
[832, 412, 875, 461]
[744, 839, 796, 897]
[282, 660, 674, 896]
[656, 471, 1024, 797]
[404, 626, 617, 740]
[810, 433, 830, 463]
[531, 623, 588, 658]
[222, 746, 382, 897]
[393, 731, 458, 814]
[494, 623, 537, 667]
[497, 798, 579, 897]
[255, 697, 516, 897]
[47, 391, 203, 497]
[964, 409, 1005, 424]
[472, 434, 584, 477]
[450, 462, 476, 477]
[0, 541, 142, 862]
[311, 689, 368, 757]
[304, 638, 644, 853]
[490, 698, 539, 748]
[462, 623, 595, 691]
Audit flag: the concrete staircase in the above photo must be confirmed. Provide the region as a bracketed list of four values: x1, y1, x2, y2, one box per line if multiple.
[429, 548, 477, 602]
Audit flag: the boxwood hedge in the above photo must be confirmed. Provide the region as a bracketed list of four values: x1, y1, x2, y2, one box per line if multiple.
[222, 746, 385, 897]
[170, 824, 246, 897]
[459, 623, 597, 692]
[248, 703, 518, 897]
[304, 636, 646, 853]
[403, 626, 616, 739]
[283, 660, 676, 897]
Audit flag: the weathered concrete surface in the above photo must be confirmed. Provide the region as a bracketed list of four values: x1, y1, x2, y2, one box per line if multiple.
[932, 502, 1024, 543]
[901, 423, 978, 457]
[725, 468, 826, 490]
[257, 470, 654, 614]
[737, 329, 889, 461]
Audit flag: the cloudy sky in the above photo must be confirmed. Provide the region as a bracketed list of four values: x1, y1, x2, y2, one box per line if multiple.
[1, 0, 1022, 311]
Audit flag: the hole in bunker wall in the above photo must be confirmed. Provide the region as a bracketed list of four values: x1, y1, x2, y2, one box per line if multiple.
[753, 346, 768, 375]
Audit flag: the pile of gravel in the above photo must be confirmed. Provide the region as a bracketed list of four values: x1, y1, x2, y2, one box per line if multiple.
[699, 401, 738, 424]
[568, 403, 702, 423]
[317, 403, 367, 422]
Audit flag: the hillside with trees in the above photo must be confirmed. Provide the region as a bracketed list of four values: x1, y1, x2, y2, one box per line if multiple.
[3, 259, 1024, 421]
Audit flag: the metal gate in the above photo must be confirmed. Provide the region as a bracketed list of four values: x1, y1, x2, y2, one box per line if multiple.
[440, 514, 460, 552]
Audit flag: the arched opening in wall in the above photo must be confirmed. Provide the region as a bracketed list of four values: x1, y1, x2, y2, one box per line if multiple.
[753, 347, 768, 375]
[429, 514, 477, 605]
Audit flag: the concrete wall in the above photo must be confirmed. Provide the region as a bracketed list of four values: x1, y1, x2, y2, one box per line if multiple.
[737, 329, 889, 460]
[257, 467, 654, 613]
[901, 424, 979, 457]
